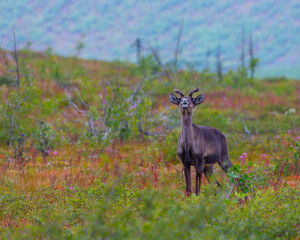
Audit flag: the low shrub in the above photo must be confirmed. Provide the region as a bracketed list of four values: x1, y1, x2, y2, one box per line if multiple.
[6, 186, 299, 240]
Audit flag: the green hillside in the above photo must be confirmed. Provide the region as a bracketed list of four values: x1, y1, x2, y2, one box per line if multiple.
[1, 0, 300, 78]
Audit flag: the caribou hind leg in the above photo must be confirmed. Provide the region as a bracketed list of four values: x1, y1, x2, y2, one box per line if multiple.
[203, 166, 220, 187]
[195, 162, 204, 196]
[195, 170, 203, 196]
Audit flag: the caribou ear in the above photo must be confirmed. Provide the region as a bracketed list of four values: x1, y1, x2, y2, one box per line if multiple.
[169, 93, 180, 105]
[193, 93, 205, 106]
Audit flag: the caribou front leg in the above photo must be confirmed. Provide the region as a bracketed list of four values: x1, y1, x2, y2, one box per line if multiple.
[195, 161, 204, 196]
[184, 164, 192, 196]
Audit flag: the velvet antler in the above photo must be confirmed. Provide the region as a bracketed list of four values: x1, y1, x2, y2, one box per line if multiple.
[189, 88, 200, 97]
[174, 89, 185, 97]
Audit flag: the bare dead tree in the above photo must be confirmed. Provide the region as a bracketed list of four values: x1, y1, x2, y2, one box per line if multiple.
[130, 70, 179, 138]
[248, 33, 259, 82]
[151, 21, 184, 82]
[249, 33, 254, 79]
[174, 20, 183, 73]
[225, 183, 235, 198]
[205, 48, 210, 70]
[135, 38, 142, 63]
[130, 71, 165, 104]
[240, 118, 252, 140]
[216, 45, 222, 83]
[1, 28, 32, 163]
[67, 88, 97, 141]
[151, 47, 172, 82]
[7, 28, 23, 155]
[249, 34, 253, 63]
[241, 26, 245, 68]
[12, 27, 20, 91]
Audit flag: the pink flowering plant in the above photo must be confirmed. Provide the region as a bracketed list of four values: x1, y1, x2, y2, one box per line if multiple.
[272, 130, 300, 177]
[227, 151, 277, 200]
[227, 152, 254, 199]
[270, 108, 299, 177]
[285, 136, 300, 176]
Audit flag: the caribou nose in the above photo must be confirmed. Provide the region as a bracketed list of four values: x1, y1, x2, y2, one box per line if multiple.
[181, 99, 190, 108]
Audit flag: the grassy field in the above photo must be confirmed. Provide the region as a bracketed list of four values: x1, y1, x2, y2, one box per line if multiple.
[0, 49, 299, 239]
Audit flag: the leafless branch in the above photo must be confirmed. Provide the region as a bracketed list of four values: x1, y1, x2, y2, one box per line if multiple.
[240, 118, 252, 140]
[132, 93, 151, 110]
[131, 79, 145, 104]
[151, 47, 172, 82]
[226, 184, 235, 198]
[249, 33, 255, 79]
[69, 101, 87, 115]
[74, 87, 88, 110]
[135, 38, 142, 63]
[216, 45, 222, 83]
[150, 21, 184, 82]
[103, 91, 117, 125]
[131, 71, 166, 104]
[241, 25, 245, 67]
[67, 88, 97, 139]
[174, 20, 183, 73]
[12, 27, 20, 91]
[7, 28, 22, 153]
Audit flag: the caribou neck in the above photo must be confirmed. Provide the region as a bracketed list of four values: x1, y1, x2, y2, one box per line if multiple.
[180, 111, 194, 145]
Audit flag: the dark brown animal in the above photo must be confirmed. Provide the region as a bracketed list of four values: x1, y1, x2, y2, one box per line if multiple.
[169, 88, 232, 195]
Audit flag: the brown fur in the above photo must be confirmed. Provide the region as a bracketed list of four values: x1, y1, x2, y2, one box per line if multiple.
[169, 89, 233, 195]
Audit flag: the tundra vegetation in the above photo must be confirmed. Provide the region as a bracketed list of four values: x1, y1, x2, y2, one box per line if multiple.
[0, 47, 299, 239]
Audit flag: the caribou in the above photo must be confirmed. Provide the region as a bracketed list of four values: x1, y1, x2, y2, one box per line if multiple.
[169, 88, 233, 195]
